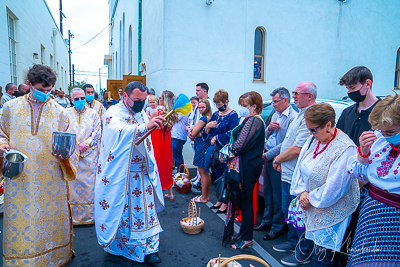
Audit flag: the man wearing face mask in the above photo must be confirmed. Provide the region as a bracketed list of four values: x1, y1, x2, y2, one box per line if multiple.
[335, 67, 380, 266]
[54, 90, 71, 108]
[95, 81, 166, 264]
[65, 88, 101, 225]
[83, 84, 106, 125]
[0, 64, 75, 266]
[1, 83, 17, 105]
[337, 66, 380, 147]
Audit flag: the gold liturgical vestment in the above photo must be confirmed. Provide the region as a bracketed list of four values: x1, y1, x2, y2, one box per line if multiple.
[0, 95, 74, 266]
[86, 100, 106, 124]
[66, 107, 101, 225]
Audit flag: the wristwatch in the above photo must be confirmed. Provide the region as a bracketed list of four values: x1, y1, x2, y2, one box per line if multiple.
[273, 158, 277, 164]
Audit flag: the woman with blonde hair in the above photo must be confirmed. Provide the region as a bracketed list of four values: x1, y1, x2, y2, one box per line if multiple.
[151, 90, 178, 201]
[347, 94, 400, 266]
[190, 99, 213, 203]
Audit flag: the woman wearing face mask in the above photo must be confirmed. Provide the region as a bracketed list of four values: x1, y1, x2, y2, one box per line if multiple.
[151, 91, 178, 201]
[346, 94, 400, 267]
[201, 90, 239, 212]
[222, 91, 265, 250]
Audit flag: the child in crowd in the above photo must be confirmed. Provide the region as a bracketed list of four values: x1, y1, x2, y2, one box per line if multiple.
[146, 95, 161, 118]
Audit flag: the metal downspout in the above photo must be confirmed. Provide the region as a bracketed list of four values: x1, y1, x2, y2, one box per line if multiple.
[138, 0, 142, 76]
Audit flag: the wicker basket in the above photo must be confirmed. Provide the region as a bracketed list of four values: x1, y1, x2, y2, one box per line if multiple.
[207, 257, 241, 267]
[180, 199, 204, 234]
[210, 254, 270, 267]
[207, 254, 270, 267]
[173, 164, 192, 194]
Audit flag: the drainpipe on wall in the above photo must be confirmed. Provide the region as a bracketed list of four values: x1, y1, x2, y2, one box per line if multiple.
[138, 0, 142, 76]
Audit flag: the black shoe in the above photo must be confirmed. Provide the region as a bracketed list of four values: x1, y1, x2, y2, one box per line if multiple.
[253, 222, 272, 231]
[263, 230, 282, 240]
[210, 203, 222, 209]
[145, 252, 162, 264]
[216, 208, 227, 214]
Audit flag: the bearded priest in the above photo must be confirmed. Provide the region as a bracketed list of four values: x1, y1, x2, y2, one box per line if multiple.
[66, 88, 101, 225]
[95, 81, 165, 264]
[0, 64, 75, 266]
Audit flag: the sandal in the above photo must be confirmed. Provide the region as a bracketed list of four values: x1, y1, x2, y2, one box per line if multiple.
[192, 195, 207, 203]
[231, 240, 253, 250]
[231, 233, 241, 243]
[164, 193, 174, 201]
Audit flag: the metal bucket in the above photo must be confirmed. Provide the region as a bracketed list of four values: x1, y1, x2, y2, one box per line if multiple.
[2, 150, 28, 180]
[52, 132, 76, 158]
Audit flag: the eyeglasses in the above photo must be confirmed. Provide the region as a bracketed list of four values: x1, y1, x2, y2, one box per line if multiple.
[378, 127, 400, 137]
[292, 91, 310, 97]
[272, 99, 283, 104]
[74, 97, 85, 101]
[308, 126, 320, 133]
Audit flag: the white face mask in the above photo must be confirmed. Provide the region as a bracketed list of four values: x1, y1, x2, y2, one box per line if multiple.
[238, 106, 250, 117]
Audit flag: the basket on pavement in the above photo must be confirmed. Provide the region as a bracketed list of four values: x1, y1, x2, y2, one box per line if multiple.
[207, 254, 270, 267]
[180, 199, 204, 234]
[173, 164, 191, 194]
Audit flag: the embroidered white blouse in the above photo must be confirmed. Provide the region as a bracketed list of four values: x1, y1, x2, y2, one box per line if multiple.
[291, 138, 357, 251]
[347, 131, 400, 195]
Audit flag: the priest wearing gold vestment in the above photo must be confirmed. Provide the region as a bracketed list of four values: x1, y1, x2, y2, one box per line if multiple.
[83, 84, 106, 123]
[0, 64, 75, 266]
[66, 88, 101, 225]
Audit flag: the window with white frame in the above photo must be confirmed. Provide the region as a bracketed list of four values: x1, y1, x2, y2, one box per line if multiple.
[253, 27, 265, 81]
[7, 13, 17, 84]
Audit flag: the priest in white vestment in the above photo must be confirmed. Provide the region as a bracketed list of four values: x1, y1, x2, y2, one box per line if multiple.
[66, 88, 101, 225]
[95, 82, 165, 264]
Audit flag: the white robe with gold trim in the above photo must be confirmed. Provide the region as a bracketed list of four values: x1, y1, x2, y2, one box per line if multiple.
[95, 102, 164, 262]
[66, 107, 101, 225]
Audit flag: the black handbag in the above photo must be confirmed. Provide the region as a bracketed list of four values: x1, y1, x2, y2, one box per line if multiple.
[214, 170, 229, 203]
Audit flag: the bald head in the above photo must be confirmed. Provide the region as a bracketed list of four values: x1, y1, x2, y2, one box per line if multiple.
[293, 81, 317, 109]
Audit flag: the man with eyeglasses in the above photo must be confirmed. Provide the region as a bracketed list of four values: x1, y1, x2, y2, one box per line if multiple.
[0, 64, 74, 266]
[65, 88, 101, 225]
[83, 84, 106, 126]
[271, 81, 317, 266]
[256, 87, 298, 240]
[334, 66, 380, 266]
[95, 81, 165, 264]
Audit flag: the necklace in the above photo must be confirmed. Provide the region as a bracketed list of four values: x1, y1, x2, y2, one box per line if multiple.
[313, 128, 338, 159]
[390, 143, 400, 152]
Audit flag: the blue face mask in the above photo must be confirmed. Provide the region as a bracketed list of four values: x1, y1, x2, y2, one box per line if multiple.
[238, 106, 250, 117]
[32, 84, 51, 102]
[74, 99, 86, 110]
[385, 131, 400, 145]
[86, 94, 95, 102]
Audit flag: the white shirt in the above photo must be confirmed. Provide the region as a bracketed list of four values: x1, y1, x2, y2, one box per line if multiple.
[265, 106, 290, 150]
[347, 131, 400, 195]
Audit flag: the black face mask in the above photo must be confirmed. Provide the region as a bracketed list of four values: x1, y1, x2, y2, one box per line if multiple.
[218, 104, 227, 112]
[348, 89, 366, 103]
[13, 91, 18, 96]
[130, 100, 145, 113]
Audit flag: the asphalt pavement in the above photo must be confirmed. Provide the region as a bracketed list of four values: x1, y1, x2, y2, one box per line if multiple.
[0, 184, 312, 267]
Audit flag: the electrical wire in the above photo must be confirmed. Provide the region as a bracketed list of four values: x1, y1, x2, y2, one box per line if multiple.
[72, 23, 111, 51]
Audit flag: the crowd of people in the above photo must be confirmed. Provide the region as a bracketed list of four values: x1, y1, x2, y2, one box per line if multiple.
[0, 63, 398, 267]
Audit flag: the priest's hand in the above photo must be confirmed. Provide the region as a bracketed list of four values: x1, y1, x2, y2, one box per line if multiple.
[299, 191, 310, 210]
[148, 115, 166, 130]
[79, 143, 88, 153]
[0, 144, 10, 157]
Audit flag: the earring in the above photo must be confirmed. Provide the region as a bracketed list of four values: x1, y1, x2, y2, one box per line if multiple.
[327, 130, 330, 133]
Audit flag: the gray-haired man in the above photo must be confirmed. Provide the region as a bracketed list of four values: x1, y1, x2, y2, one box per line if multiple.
[255, 88, 298, 239]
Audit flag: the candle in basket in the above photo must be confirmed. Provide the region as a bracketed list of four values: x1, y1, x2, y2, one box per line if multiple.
[108, 91, 111, 101]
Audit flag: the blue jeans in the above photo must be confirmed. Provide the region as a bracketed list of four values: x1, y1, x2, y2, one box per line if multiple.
[282, 181, 314, 259]
[172, 138, 186, 172]
[281, 181, 298, 246]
